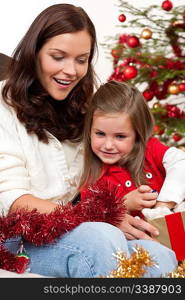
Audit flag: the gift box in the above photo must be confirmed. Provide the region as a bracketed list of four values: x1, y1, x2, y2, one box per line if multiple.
[148, 211, 185, 261]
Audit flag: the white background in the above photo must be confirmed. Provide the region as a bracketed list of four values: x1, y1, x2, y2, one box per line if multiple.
[0, 0, 184, 82]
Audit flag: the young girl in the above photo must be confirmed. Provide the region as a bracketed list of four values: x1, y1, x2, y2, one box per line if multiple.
[80, 80, 185, 220]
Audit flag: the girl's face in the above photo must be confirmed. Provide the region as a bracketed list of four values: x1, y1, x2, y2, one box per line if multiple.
[90, 111, 136, 165]
[37, 30, 91, 100]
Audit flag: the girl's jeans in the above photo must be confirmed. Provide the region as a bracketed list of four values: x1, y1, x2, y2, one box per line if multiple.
[5, 222, 177, 277]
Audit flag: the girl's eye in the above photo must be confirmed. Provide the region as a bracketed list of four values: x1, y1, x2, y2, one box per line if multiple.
[95, 131, 105, 136]
[116, 135, 125, 139]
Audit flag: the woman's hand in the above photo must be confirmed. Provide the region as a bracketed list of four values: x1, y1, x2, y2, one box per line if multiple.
[118, 213, 159, 240]
[124, 185, 158, 211]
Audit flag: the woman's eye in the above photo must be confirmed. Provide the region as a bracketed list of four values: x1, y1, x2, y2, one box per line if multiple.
[77, 58, 88, 64]
[52, 56, 64, 61]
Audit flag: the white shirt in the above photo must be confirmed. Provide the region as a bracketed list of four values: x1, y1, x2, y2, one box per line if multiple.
[158, 146, 185, 204]
[0, 82, 83, 216]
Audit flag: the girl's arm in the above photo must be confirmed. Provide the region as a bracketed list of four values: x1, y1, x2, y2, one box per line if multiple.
[142, 146, 185, 219]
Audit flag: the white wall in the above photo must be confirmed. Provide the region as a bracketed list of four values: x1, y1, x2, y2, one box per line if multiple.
[0, 0, 184, 82]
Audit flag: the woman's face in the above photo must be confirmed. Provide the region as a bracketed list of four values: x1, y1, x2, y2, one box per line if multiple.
[37, 30, 91, 100]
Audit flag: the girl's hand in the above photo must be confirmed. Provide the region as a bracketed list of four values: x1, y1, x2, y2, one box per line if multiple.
[118, 213, 159, 240]
[124, 185, 158, 211]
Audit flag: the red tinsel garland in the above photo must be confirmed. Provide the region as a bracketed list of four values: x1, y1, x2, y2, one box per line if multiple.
[166, 22, 185, 58]
[0, 180, 125, 273]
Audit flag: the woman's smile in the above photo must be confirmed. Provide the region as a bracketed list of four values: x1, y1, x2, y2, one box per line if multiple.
[37, 30, 91, 100]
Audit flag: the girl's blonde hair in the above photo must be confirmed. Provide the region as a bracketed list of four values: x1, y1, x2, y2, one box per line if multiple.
[80, 80, 155, 188]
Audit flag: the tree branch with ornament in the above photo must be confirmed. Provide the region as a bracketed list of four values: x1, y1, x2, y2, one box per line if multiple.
[103, 0, 185, 147]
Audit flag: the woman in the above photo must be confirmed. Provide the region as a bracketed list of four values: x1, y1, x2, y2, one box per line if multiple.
[0, 4, 177, 277]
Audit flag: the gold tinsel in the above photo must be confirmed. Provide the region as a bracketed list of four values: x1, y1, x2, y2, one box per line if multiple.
[106, 245, 185, 278]
[107, 245, 155, 278]
[167, 260, 185, 278]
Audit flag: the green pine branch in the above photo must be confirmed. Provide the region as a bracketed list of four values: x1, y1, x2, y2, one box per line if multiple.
[103, 0, 185, 146]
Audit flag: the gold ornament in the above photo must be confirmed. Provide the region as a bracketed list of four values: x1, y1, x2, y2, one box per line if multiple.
[172, 20, 181, 26]
[153, 102, 162, 109]
[168, 84, 180, 95]
[141, 28, 153, 39]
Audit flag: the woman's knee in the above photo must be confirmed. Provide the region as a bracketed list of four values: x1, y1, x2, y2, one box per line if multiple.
[67, 222, 129, 262]
[128, 239, 178, 277]
[132, 240, 177, 261]
[27, 222, 128, 278]
[73, 221, 126, 244]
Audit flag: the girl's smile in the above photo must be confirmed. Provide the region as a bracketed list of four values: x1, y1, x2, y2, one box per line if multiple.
[90, 111, 136, 164]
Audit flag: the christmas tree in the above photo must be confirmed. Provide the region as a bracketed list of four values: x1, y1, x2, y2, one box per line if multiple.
[104, 0, 185, 148]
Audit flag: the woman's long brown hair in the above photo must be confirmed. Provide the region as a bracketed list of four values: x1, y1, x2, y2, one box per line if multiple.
[2, 4, 97, 143]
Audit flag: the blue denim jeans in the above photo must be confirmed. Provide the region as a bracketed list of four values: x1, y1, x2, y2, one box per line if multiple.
[5, 222, 177, 278]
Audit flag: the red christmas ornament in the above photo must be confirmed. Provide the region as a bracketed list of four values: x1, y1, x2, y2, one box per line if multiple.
[166, 104, 181, 118]
[153, 124, 165, 135]
[119, 34, 129, 44]
[123, 65, 138, 80]
[120, 58, 130, 66]
[16, 256, 30, 274]
[172, 133, 182, 142]
[150, 70, 158, 78]
[111, 49, 120, 59]
[143, 89, 154, 101]
[179, 83, 185, 92]
[127, 36, 140, 48]
[162, 1, 173, 11]
[111, 45, 124, 58]
[118, 14, 126, 22]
